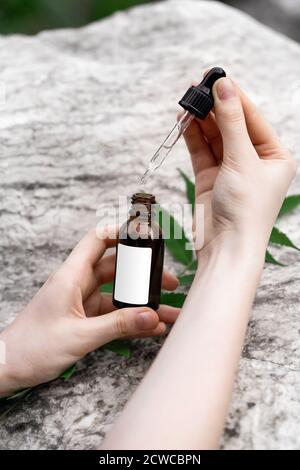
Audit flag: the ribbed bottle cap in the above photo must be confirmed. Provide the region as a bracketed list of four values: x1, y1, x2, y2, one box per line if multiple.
[179, 67, 226, 119]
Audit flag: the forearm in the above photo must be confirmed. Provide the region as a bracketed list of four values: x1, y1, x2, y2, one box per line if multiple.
[103, 234, 266, 449]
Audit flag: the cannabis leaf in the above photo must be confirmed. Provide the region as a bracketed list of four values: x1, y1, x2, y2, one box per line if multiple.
[178, 169, 195, 213]
[178, 274, 195, 286]
[270, 227, 299, 251]
[160, 292, 186, 308]
[278, 195, 300, 218]
[158, 206, 193, 266]
[265, 250, 285, 266]
[101, 282, 113, 293]
[103, 340, 131, 358]
[0, 388, 31, 403]
[60, 364, 76, 380]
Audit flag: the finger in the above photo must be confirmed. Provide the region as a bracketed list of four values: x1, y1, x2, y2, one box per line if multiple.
[94, 254, 116, 285]
[182, 115, 217, 174]
[179, 74, 219, 171]
[127, 321, 167, 339]
[195, 69, 222, 161]
[157, 304, 180, 323]
[84, 290, 181, 324]
[235, 83, 283, 152]
[84, 291, 115, 317]
[86, 307, 163, 346]
[212, 77, 256, 164]
[61, 226, 118, 299]
[161, 271, 179, 291]
[93, 255, 178, 292]
[195, 112, 223, 163]
[67, 226, 118, 269]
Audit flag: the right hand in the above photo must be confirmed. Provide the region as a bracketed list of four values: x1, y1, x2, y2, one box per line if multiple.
[183, 76, 297, 254]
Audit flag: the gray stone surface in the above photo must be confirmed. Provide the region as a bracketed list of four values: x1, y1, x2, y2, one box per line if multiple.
[225, 0, 300, 42]
[0, 0, 299, 450]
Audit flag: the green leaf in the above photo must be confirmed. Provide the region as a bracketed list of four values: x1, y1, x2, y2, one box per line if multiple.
[179, 258, 198, 275]
[178, 169, 195, 213]
[101, 282, 114, 293]
[265, 250, 285, 266]
[103, 339, 131, 358]
[0, 388, 32, 403]
[269, 227, 299, 251]
[278, 195, 300, 218]
[160, 292, 186, 308]
[158, 206, 193, 266]
[189, 259, 198, 270]
[60, 364, 76, 380]
[178, 274, 195, 286]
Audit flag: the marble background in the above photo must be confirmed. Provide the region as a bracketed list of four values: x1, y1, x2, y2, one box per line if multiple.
[0, 0, 299, 449]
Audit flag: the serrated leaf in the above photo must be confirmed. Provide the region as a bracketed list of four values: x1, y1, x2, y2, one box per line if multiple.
[178, 169, 195, 213]
[265, 250, 285, 266]
[278, 195, 300, 218]
[101, 282, 113, 293]
[269, 227, 299, 251]
[160, 292, 186, 308]
[103, 339, 131, 357]
[178, 274, 195, 286]
[158, 206, 193, 266]
[60, 364, 76, 380]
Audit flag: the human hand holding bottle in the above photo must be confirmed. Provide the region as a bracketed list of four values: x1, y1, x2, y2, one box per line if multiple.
[183, 76, 297, 255]
[0, 227, 179, 397]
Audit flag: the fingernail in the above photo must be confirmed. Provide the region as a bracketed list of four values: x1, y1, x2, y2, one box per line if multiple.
[216, 78, 236, 100]
[136, 310, 156, 330]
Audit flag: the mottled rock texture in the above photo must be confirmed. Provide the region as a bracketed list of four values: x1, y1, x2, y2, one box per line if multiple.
[0, 0, 299, 450]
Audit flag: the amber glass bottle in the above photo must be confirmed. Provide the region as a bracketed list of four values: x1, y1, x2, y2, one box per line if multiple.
[113, 193, 164, 310]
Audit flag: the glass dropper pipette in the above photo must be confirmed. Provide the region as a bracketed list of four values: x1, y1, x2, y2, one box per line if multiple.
[141, 110, 194, 183]
[141, 67, 226, 184]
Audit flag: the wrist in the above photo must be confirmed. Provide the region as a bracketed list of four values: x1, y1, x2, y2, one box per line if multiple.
[192, 231, 267, 312]
[197, 231, 267, 273]
[0, 328, 34, 397]
[0, 358, 23, 398]
[183, 231, 266, 324]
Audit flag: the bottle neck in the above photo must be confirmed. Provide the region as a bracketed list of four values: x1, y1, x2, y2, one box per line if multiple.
[129, 193, 156, 222]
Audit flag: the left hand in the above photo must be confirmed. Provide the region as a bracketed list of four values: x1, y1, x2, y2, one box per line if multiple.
[0, 227, 179, 396]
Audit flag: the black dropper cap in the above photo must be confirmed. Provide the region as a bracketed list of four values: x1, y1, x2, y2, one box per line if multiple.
[179, 67, 226, 119]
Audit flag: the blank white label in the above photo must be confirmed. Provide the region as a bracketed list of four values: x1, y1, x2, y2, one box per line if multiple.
[114, 244, 152, 304]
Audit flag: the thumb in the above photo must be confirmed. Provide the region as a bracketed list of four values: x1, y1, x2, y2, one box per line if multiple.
[212, 77, 253, 163]
[87, 307, 164, 346]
